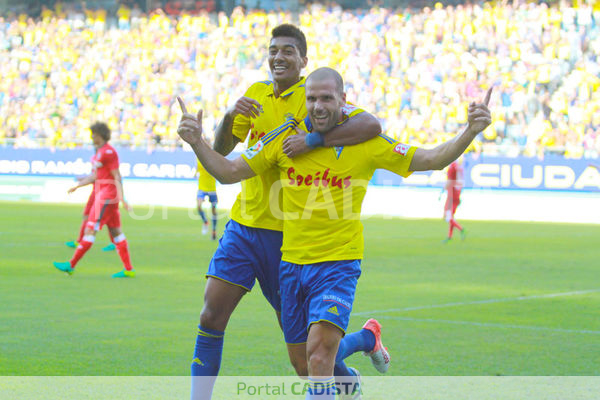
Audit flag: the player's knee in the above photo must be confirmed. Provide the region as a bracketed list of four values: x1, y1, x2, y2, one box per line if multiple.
[307, 350, 330, 373]
[109, 227, 122, 237]
[199, 306, 228, 331]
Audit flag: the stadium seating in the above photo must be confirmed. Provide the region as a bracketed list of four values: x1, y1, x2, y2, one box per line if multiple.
[1, 1, 599, 159]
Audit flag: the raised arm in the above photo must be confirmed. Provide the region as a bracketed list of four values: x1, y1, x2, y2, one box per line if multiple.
[282, 110, 382, 158]
[410, 87, 492, 172]
[213, 96, 263, 156]
[177, 97, 256, 184]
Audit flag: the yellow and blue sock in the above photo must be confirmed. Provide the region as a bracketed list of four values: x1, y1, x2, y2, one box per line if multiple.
[306, 376, 336, 399]
[190, 325, 224, 399]
[191, 325, 224, 376]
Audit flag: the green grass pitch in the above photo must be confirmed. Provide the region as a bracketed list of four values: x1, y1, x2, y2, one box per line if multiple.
[1, 201, 599, 377]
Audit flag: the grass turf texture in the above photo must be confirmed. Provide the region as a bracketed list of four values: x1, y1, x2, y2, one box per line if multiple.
[1, 201, 599, 376]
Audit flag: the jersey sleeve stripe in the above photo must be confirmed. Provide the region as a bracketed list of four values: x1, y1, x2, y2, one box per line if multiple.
[261, 120, 298, 145]
[261, 120, 295, 143]
[378, 133, 395, 144]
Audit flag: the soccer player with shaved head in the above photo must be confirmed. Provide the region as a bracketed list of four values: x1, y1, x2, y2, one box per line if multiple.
[177, 67, 492, 398]
[183, 24, 385, 399]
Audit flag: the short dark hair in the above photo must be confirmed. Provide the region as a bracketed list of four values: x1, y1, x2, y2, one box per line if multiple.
[271, 24, 307, 58]
[90, 122, 111, 142]
[306, 67, 344, 94]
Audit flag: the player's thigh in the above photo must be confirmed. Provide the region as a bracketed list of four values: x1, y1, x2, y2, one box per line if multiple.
[200, 277, 248, 328]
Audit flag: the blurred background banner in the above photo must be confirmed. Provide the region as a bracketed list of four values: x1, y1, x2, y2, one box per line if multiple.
[2, 148, 599, 191]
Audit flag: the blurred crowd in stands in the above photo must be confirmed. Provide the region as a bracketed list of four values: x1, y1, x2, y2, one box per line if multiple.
[1, 0, 600, 159]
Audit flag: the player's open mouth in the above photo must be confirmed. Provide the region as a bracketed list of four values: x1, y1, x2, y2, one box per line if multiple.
[273, 65, 287, 73]
[313, 115, 328, 123]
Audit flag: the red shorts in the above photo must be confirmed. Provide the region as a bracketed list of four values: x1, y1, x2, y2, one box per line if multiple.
[83, 191, 95, 216]
[444, 188, 461, 216]
[87, 197, 121, 231]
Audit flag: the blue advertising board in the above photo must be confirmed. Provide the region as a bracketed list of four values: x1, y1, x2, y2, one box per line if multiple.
[372, 154, 600, 192]
[1, 148, 599, 192]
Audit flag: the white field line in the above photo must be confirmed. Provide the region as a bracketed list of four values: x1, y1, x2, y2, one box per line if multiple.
[377, 315, 600, 335]
[353, 289, 600, 317]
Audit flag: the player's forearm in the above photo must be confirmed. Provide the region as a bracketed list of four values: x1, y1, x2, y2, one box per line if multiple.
[190, 138, 248, 184]
[412, 127, 477, 171]
[117, 177, 125, 202]
[213, 113, 239, 156]
[75, 173, 96, 189]
[111, 170, 126, 201]
[322, 112, 381, 147]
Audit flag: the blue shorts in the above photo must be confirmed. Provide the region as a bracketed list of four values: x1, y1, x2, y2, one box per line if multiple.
[197, 190, 218, 204]
[279, 260, 362, 344]
[207, 220, 283, 311]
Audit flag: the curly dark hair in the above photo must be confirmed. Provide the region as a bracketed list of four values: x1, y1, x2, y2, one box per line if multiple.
[90, 122, 111, 142]
[271, 24, 307, 58]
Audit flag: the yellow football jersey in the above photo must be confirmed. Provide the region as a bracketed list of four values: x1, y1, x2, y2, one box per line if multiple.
[197, 161, 216, 192]
[229, 78, 308, 231]
[242, 112, 417, 264]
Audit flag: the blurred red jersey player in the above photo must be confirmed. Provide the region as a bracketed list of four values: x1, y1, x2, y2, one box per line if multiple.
[64, 181, 116, 252]
[443, 157, 466, 243]
[53, 122, 135, 278]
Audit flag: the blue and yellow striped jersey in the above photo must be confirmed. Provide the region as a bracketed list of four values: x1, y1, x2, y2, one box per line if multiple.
[241, 108, 417, 265]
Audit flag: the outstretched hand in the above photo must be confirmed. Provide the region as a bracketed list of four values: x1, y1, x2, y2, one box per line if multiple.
[176, 97, 204, 146]
[283, 127, 310, 158]
[466, 87, 493, 135]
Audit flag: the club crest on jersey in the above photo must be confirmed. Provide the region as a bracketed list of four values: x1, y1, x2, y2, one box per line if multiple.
[393, 143, 410, 156]
[244, 140, 264, 159]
